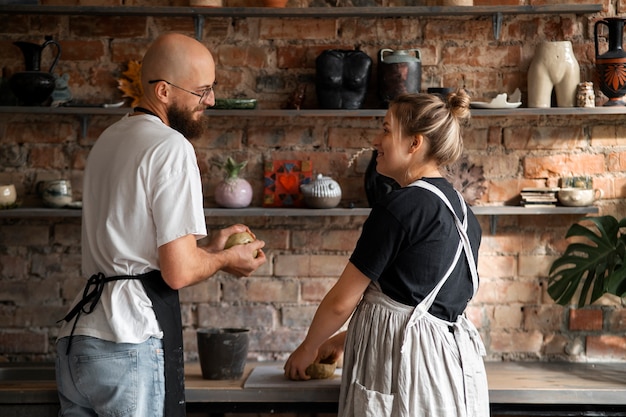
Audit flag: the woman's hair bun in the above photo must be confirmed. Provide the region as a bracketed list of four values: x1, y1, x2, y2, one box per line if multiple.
[447, 89, 471, 121]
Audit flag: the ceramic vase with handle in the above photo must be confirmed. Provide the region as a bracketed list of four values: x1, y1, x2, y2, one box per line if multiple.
[594, 17, 626, 106]
[9, 36, 61, 106]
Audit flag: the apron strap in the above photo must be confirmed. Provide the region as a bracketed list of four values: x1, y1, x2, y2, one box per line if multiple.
[401, 180, 478, 351]
[58, 270, 186, 417]
[411, 180, 479, 296]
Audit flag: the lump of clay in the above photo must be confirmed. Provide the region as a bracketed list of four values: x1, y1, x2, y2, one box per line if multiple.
[305, 362, 337, 379]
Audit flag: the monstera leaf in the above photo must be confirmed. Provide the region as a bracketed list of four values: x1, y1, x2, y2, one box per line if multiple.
[548, 215, 626, 307]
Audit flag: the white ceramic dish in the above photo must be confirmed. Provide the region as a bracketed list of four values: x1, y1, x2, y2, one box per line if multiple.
[470, 100, 522, 109]
[471, 89, 522, 109]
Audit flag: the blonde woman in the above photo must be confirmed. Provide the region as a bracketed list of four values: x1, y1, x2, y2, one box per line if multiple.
[285, 91, 488, 417]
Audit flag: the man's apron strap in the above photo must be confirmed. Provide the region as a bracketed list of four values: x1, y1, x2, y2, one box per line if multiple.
[139, 271, 186, 417]
[58, 270, 186, 417]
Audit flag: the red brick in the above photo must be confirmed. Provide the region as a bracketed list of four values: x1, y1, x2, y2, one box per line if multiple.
[586, 335, 626, 359]
[523, 154, 606, 178]
[59, 40, 105, 61]
[301, 278, 337, 302]
[260, 18, 336, 40]
[0, 331, 48, 354]
[569, 308, 604, 331]
[70, 16, 147, 38]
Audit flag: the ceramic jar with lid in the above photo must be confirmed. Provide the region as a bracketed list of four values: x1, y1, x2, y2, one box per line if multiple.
[378, 48, 422, 107]
[300, 174, 342, 209]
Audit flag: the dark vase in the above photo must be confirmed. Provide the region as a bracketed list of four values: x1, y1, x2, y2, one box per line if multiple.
[315, 49, 372, 110]
[364, 150, 400, 207]
[594, 18, 626, 106]
[9, 36, 61, 106]
[378, 49, 422, 108]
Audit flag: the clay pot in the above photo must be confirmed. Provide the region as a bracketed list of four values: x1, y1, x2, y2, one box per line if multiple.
[0, 184, 17, 207]
[197, 328, 249, 380]
[263, 0, 288, 6]
[300, 173, 342, 209]
[378, 48, 422, 107]
[557, 188, 603, 207]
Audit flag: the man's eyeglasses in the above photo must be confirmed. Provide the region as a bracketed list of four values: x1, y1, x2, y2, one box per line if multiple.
[148, 79, 215, 104]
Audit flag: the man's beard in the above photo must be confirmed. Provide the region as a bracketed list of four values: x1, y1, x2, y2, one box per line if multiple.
[167, 103, 207, 139]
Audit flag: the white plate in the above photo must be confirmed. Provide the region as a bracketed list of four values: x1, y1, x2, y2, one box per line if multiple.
[470, 101, 522, 109]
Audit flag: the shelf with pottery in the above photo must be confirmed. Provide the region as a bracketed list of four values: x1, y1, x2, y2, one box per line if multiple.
[0, 4, 603, 41]
[2, 106, 625, 138]
[3, 106, 625, 117]
[0, 205, 599, 229]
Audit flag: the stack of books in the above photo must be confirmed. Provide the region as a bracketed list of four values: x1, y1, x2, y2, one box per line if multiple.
[520, 187, 559, 207]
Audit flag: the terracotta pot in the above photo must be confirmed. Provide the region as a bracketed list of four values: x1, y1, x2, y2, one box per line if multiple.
[263, 0, 288, 7]
[442, 0, 473, 5]
[190, 0, 222, 6]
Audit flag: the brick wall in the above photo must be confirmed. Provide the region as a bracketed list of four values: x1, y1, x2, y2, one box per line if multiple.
[1, 0, 626, 363]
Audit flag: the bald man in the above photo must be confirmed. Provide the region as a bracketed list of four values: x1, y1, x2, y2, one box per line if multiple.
[55, 33, 266, 417]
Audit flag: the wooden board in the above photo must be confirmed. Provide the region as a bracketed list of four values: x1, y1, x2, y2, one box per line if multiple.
[244, 364, 342, 389]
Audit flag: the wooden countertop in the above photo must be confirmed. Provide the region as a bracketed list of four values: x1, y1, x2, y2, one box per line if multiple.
[2, 361, 626, 406]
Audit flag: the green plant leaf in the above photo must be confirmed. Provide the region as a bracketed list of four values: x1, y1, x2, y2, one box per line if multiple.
[548, 215, 624, 307]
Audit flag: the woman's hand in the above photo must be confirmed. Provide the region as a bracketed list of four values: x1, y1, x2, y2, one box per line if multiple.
[316, 331, 346, 365]
[284, 342, 317, 381]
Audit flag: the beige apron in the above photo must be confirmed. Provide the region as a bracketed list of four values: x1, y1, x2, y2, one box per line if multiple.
[338, 180, 489, 417]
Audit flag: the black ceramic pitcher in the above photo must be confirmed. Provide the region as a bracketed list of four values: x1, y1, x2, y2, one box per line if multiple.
[9, 36, 61, 106]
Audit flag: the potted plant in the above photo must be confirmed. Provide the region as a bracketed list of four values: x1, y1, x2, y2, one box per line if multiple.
[212, 157, 253, 208]
[548, 215, 626, 307]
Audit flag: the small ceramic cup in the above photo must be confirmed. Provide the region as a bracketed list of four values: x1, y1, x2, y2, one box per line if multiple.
[37, 179, 72, 208]
[0, 184, 17, 206]
[558, 187, 603, 207]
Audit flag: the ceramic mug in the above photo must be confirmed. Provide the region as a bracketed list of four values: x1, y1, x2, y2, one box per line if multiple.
[0, 184, 17, 206]
[558, 187, 603, 207]
[37, 179, 72, 208]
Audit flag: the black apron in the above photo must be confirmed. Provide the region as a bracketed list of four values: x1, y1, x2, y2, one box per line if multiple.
[59, 270, 186, 417]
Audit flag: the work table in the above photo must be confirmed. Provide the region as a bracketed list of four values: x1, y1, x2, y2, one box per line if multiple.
[2, 362, 626, 415]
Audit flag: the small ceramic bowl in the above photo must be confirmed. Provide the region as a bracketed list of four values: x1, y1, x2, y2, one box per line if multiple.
[37, 179, 72, 208]
[0, 184, 17, 206]
[558, 187, 603, 207]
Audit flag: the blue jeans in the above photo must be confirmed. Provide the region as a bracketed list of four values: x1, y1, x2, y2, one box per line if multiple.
[56, 336, 165, 417]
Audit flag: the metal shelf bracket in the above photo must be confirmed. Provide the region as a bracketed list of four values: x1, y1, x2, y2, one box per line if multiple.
[79, 115, 89, 139]
[194, 14, 204, 40]
[490, 215, 498, 235]
[493, 12, 503, 40]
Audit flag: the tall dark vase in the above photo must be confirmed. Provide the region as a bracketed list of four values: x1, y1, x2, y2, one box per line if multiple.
[595, 18, 626, 106]
[364, 150, 399, 207]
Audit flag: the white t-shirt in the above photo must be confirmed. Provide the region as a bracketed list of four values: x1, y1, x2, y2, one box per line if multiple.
[59, 113, 207, 343]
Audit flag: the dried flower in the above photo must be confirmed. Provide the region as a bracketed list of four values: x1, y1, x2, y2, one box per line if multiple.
[117, 60, 143, 107]
[347, 147, 374, 168]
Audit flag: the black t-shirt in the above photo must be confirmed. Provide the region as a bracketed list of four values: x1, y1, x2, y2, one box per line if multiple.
[349, 178, 482, 322]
